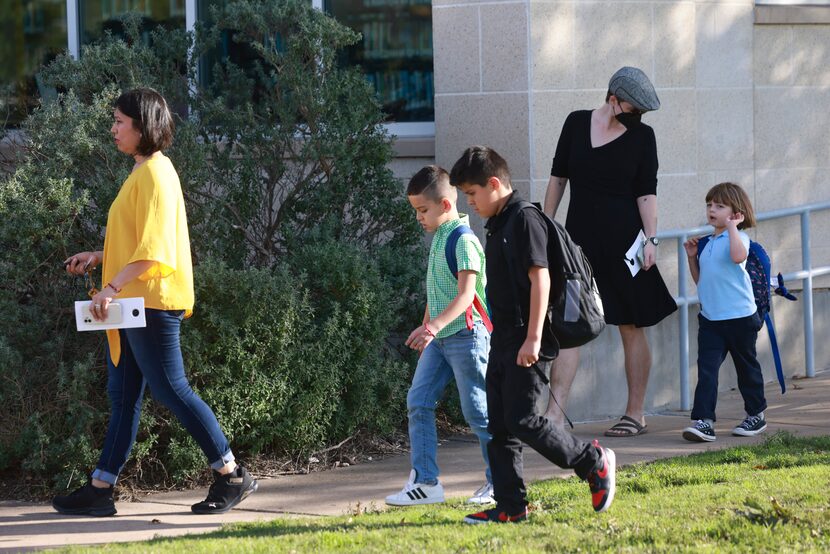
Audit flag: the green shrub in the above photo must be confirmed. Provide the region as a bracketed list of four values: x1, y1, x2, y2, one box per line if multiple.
[179, 255, 411, 458]
[284, 241, 414, 438]
[0, 0, 424, 490]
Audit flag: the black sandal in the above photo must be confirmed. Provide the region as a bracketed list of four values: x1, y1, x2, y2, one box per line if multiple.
[604, 415, 647, 437]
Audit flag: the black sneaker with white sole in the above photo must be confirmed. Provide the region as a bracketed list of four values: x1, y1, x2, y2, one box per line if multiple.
[463, 506, 528, 524]
[682, 420, 716, 442]
[191, 466, 258, 514]
[52, 481, 117, 517]
[732, 414, 767, 437]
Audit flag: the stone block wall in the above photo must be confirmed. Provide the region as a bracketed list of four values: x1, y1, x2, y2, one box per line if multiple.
[432, 0, 829, 290]
[430, 0, 830, 413]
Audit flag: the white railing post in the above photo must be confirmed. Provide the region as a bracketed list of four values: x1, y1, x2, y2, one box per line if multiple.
[678, 234, 690, 410]
[801, 211, 815, 377]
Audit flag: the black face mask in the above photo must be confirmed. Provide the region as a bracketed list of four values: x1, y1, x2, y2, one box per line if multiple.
[614, 103, 642, 129]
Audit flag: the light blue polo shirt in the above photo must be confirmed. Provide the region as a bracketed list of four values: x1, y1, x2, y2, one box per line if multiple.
[697, 230, 757, 321]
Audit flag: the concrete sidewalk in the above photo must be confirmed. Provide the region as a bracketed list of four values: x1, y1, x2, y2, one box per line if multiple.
[2, 371, 828, 552]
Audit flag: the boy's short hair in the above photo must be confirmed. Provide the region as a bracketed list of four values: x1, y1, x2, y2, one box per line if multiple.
[449, 145, 512, 189]
[706, 182, 757, 230]
[407, 165, 456, 203]
[114, 88, 175, 156]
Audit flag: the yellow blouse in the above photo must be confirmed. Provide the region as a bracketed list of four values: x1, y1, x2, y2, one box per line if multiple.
[102, 154, 194, 365]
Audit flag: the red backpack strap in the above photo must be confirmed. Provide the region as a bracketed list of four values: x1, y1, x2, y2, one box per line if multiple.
[447, 225, 492, 332]
[473, 296, 493, 333]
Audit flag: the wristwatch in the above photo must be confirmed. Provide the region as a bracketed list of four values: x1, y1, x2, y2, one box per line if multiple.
[643, 236, 659, 246]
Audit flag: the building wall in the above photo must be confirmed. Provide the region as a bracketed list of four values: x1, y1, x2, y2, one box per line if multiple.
[389, 157, 436, 182]
[432, 0, 830, 415]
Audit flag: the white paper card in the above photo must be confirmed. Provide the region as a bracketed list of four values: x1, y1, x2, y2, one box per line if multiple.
[75, 297, 147, 331]
[624, 230, 646, 277]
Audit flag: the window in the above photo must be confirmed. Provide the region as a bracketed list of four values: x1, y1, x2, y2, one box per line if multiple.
[2, 0, 435, 135]
[324, 0, 433, 124]
[196, 0, 268, 95]
[79, 0, 185, 45]
[755, 0, 830, 4]
[0, 0, 67, 126]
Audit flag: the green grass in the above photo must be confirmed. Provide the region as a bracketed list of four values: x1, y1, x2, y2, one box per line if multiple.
[66, 432, 830, 553]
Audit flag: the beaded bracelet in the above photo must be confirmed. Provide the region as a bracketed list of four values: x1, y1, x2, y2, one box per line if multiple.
[106, 282, 122, 294]
[424, 323, 436, 337]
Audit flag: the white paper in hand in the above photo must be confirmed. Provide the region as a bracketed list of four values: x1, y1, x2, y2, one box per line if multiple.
[623, 230, 646, 277]
[75, 297, 147, 331]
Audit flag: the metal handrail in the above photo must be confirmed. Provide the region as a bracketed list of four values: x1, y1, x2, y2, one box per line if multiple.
[656, 200, 830, 410]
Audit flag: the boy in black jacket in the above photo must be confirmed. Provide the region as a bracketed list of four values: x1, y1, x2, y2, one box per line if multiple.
[450, 146, 616, 524]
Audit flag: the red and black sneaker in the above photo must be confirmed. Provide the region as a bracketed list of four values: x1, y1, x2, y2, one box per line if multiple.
[463, 506, 528, 524]
[587, 439, 616, 513]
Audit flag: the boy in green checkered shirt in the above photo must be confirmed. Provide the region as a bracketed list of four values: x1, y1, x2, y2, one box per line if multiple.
[385, 165, 494, 507]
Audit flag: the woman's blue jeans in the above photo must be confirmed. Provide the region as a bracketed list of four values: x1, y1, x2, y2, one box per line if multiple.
[92, 309, 234, 485]
[406, 320, 492, 485]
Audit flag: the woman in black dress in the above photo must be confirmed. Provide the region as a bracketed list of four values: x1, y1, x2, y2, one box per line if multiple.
[543, 67, 677, 437]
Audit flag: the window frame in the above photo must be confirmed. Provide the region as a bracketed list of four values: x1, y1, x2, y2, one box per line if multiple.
[755, 1, 830, 5]
[312, 0, 434, 138]
[61, 0, 434, 139]
[754, 0, 830, 24]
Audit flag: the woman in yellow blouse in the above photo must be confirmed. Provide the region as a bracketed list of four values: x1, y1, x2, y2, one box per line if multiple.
[54, 88, 256, 517]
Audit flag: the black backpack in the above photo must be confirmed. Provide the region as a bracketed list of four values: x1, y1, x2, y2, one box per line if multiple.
[501, 201, 606, 354]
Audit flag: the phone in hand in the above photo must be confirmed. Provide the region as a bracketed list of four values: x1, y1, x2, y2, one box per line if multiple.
[80, 303, 123, 325]
[75, 297, 146, 331]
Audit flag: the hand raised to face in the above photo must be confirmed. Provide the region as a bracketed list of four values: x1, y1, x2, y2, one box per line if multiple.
[726, 211, 744, 230]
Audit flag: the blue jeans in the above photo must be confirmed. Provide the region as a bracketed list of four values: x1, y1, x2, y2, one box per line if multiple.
[407, 320, 491, 485]
[691, 313, 767, 422]
[92, 309, 234, 485]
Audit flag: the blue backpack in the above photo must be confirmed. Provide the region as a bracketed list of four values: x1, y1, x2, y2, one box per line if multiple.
[696, 235, 797, 393]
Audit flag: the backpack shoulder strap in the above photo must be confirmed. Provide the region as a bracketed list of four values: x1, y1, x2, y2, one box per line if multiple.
[444, 224, 493, 333]
[445, 224, 474, 278]
[748, 240, 771, 277]
[696, 235, 712, 260]
[501, 200, 548, 244]
[500, 202, 539, 328]
[763, 311, 786, 394]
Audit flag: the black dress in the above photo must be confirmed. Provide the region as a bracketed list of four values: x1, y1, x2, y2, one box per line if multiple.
[551, 110, 677, 327]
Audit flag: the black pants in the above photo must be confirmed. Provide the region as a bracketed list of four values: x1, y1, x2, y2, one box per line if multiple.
[486, 342, 599, 512]
[691, 313, 767, 422]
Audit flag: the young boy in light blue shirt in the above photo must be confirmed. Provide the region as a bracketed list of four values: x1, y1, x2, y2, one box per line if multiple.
[385, 165, 493, 506]
[682, 182, 768, 442]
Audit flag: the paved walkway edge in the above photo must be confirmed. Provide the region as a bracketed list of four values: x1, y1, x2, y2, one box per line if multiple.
[1, 371, 828, 552]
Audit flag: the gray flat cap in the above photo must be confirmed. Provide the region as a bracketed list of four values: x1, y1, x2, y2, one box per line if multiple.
[608, 66, 660, 112]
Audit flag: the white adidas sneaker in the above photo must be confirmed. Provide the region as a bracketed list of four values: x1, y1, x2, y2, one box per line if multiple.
[384, 470, 445, 506]
[466, 482, 495, 504]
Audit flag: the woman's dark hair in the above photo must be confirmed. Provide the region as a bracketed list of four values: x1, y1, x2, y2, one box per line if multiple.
[114, 88, 174, 155]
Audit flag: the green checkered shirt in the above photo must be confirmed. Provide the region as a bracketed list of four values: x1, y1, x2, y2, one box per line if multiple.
[426, 215, 489, 339]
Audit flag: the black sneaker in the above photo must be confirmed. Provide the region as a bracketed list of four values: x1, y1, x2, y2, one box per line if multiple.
[683, 420, 716, 442]
[191, 466, 258, 514]
[463, 506, 528, 524]
[732, 414, 767, 437]
[587, 439, 616, 513]
[52, 481, 117, 517]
